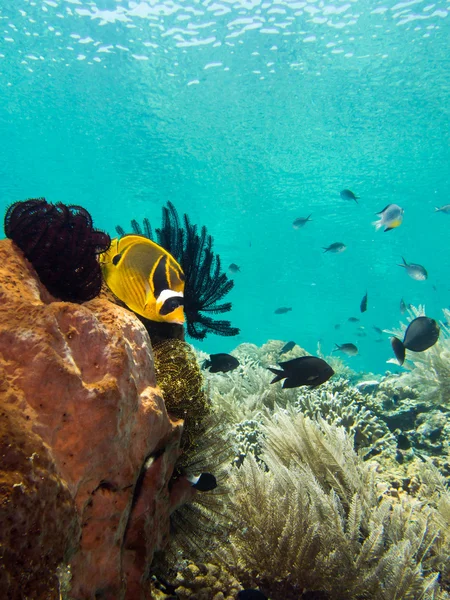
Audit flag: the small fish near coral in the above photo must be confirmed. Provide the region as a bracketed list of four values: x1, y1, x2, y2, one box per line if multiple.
[274, 307, 292, 314]
[360, 290, 368, 313]
[228, 263, 241, 274]
[292, 214, 312, 229]
[340, 189, 359, 203]
[187, 472, 217, 492]
[268, 356, 334, 389]
[398, 257, 428, 281]
[373, 204, 404, 232]
[99, 234, 185, 324]
[390, 316, 440, 365]
[348, 317, 360, 323]
[203, 353, 240, 373]
[4, 198, 110, 302]
[323, 242, 346, 253]
[333, 343, 358, 356]
[280, 340, 296, 354]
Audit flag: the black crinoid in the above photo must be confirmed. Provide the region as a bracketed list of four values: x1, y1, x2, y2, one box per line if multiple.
[116, 201, 239, 340]
[4, 198, 110, 302]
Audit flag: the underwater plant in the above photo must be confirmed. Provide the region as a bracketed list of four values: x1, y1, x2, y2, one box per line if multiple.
[219, 410, 450, 599]
[294, 380, 395, 458]
[152, 339, 211, 453]
[116, 201, 239, 340]
[4, 198, 110, 302]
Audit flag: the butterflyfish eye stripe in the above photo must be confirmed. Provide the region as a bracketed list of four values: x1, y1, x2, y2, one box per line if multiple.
[152, 255, 170, 298]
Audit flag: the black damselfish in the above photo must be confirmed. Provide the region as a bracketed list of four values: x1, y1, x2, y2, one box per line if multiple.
[360, 291, 368, 313]
[268, 356, 334, 389]
[203, 353, 240, 373]
[187, 472, 217, 492]
[274, 306, 292, 314]
[391, 316, 440, 365]
[280, 340, 296, 354]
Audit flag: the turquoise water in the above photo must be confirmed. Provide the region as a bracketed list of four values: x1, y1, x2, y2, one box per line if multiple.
[1, 0, 449, 375]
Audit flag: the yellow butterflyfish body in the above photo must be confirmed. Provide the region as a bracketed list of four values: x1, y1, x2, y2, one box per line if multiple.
[99, 234, 185, 324]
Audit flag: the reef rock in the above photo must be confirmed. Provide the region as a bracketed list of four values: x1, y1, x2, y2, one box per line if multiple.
[0, 239, 192, 599]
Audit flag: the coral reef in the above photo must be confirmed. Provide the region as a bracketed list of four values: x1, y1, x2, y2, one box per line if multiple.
[233, 419, 266, 467]
[153, 338, 211, 453]
[166, 414, 234, 564]
[4, 198, 110, 302]
[151, 337, 450, 599]
[162, 562, 242, 600]
[0, 239, 195, 599]
[294, 379, 395, 457]
[219, 411, 450, 599]
[117, 202, 239, 340]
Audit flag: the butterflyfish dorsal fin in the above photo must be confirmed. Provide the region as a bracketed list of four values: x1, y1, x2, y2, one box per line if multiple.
[151, 254, 170, 299]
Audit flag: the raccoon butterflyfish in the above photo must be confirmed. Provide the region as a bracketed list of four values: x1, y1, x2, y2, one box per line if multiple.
[99, 234, 185, 324]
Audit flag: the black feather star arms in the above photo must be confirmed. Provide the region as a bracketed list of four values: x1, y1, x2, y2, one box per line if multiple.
[116, 202, 239, 340]
[4, 198, 110, 302]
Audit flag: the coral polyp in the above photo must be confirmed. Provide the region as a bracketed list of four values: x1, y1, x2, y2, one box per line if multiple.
[4, 198, 110, 302]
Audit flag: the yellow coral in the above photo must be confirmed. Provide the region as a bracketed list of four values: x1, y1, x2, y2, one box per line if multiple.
[153, 339, 211, 451]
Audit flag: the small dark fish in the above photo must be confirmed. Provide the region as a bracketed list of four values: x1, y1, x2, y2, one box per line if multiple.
[334, 323, 341, 330]
[340, 189, 359, 203]
[237, 591, 268, 600]
[373, 326, 383, 335]
[293, 214, 312, 229]
[360, 291, 368, 313]
[187, 472, 217, 492]
[203, 353, 240, 373]
[323, 242, 346, 253]
[435, 204, 450, 214]
[333, 343, 358, 356]
[348, 317, 360, 323]
[268, 356, 334, 389]
[228, 263, 240, 274]
[274, 307, 292, 314]
[280, 341, 296, 354]
[400, 298, 407, 314]
[356, 332, 367, 338]
[390, 316, 440, 365]
[398, 257, 427, 281]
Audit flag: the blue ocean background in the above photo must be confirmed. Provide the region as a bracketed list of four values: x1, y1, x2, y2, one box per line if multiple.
[0, 0, 448, 376]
